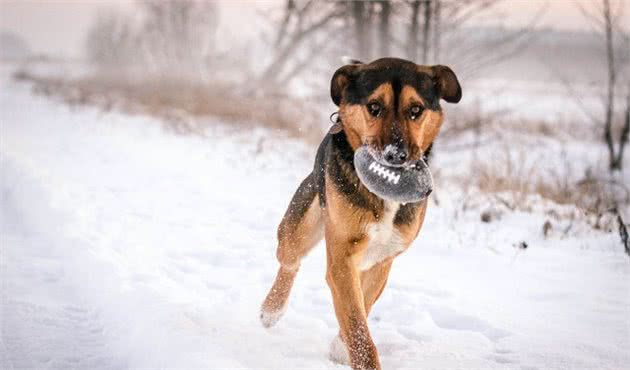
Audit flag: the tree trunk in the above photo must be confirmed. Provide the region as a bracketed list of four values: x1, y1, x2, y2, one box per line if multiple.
[432, 0, 441, 63]
[352, 1, 369, 60]
[379, 0, 391, 57]
[408, 0, 421, 61]
[274, 0, 295, 48]
[615, 209, 630, 257]
[603, 0, 617, 171]
[421, 0, 432, 64]
[613, 92, 630, 169]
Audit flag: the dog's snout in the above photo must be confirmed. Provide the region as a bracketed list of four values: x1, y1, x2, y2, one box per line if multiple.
[383, 145, 408, 165]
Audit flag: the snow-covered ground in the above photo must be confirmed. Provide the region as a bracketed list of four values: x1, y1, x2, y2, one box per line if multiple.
[1, 66, 629, 370]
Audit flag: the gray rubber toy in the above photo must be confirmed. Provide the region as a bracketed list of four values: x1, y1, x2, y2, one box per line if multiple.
[354, 146, 433, 203]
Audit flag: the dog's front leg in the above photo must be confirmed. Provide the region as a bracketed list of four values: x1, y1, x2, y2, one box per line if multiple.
[326, 236, 380, 370]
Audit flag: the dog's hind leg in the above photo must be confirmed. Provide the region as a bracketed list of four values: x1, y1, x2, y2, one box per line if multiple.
[260, 173, 323, 328]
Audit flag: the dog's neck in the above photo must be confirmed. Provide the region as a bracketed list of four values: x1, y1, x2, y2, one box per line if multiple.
[329, 131, 379, 211]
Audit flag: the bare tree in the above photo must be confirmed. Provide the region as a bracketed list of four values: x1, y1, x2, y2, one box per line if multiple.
[350, 1, 375, 60]
[421, 0, 432, 64]
[254, 0, 544, 96]
[431, 0, 441, 62]
[406, 0, 437, 63]
[378, 0, 392, 56]
[140, 0, 219, 81]
[619, 95, 630, 169]
[85, 1, 219, 81]
[578, 0, 630, 171]
[407, 0, 422, 61]
[402, 0, 541, 71]
[437, 0, 544, 76]
[257, 0, 344, 89]
[85, 10, 137, 72]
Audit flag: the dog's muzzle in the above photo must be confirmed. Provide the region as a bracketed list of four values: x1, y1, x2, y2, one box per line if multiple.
[354, 145, 433, 203]
[382, 144, 408, 166]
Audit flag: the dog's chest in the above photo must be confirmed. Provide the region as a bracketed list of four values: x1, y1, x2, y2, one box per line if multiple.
[359, 202, 407, 271]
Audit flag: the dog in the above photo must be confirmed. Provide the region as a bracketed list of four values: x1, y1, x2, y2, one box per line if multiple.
[260, 57, 461, 370]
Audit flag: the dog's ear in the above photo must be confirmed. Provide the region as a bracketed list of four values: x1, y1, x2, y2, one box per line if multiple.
[330, 63, 362, 106]
[431, 65, 462, 103]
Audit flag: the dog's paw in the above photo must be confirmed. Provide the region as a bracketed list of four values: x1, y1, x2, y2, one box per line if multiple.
[260, 305, 286, 328]
[329, 335, 350, 365]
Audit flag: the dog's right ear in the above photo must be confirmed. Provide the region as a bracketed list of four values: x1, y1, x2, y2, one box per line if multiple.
[330, 63, 362, 106]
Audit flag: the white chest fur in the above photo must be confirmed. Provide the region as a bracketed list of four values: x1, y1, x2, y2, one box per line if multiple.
[359, 202, 407, 271]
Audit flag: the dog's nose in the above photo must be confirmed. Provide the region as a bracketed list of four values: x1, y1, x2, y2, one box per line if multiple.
[383, 146, 408, 165]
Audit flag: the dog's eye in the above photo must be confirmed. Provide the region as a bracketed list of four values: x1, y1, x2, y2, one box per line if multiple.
[409, 105, 424, 120]
[367, 102, 382, 117]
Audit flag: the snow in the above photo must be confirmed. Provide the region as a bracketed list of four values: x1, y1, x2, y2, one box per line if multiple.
[2, 65, 629, 369]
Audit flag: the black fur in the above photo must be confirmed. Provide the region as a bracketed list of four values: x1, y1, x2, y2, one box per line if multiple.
[423, 143, 433, 165]
[344, 59, 442, 111]
[314, 134, 330, 208]
[280, 173, 318, 232]
[394, 201, 424, 225]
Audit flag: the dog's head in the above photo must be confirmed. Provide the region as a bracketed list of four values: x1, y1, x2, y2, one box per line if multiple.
[331, 58, 461, 166]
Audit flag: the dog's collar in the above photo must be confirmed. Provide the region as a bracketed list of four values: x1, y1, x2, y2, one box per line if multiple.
[329, 111, 340, 124]
[328, 111, 343, 135]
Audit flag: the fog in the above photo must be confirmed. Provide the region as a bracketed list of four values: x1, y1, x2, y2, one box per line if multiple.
[2, 1, 630, 369]
[0, 0, 621, 58]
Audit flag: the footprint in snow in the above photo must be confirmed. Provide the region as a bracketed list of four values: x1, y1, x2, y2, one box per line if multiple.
[425, 305, 511, 342]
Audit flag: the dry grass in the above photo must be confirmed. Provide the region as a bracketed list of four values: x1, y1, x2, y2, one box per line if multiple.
[434, 100, 625, 227]
[443, 103, 599, 142]
[469, 146, 629, 229]
[13, 70, 324, 144]
[15, 68, 627, 231]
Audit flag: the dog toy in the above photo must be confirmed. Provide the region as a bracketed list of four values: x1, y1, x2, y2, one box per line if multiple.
[354, 146, 433, 203]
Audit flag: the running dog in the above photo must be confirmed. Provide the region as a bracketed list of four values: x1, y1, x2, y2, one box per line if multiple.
[261, 57, 462, 370]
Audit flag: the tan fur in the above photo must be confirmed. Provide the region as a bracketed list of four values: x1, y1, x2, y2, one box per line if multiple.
[322, 176, 428, 370]
[400, 85, 444, 160]
[341, 83, 444, 161]
[361, 260, 393, 316]
[324, 179, 379, 369]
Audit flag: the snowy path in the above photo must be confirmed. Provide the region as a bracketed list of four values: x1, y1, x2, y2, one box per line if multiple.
[1, 69, 629, 370]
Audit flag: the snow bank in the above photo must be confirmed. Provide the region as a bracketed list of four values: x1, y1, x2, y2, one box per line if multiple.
[1, 66, 629, 369]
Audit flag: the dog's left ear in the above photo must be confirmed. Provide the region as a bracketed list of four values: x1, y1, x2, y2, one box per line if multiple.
[431, 65, 462, 103]
[330, 62, 362, 106]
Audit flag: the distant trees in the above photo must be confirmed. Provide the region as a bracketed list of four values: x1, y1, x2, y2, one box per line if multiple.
[84, 0, 542, 95]
[257, 0, 541, 89]
[85, 11, 137, 71]
[140, 1, 218, 80]
[0, 31, 32, 60]
[85, 1, 218, 81]
[346, 0, 539, 72]
[258, 0, 343, 89]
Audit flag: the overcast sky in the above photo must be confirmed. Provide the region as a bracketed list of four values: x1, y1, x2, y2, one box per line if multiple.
[0, 0, 623, 58]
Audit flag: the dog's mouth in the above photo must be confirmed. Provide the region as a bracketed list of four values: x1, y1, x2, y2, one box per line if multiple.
[354, 145, 433, 203]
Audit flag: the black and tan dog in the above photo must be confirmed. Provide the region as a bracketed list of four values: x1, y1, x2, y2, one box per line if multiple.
[260, 57, 461, 370]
